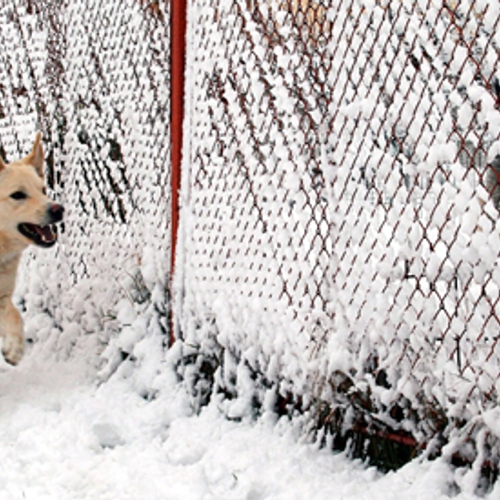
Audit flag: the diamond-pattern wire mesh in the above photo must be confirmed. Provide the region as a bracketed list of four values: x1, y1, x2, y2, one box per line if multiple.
[0, 1, 171, 353]
[61, 1, 171, 285]
[179, 0, 500, 458]
[3, 0, 500, 467]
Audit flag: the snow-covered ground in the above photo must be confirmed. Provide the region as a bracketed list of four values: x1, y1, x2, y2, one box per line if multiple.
[0, 346, 491, 500]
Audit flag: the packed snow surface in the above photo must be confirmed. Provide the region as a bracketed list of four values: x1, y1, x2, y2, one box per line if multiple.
[0, 348, 492, 500]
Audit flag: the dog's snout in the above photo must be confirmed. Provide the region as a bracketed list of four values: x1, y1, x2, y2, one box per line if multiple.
[48, 203, 64, 223]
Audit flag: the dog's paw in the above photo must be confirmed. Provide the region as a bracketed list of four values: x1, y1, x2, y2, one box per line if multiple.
[2, 335, 24, 365]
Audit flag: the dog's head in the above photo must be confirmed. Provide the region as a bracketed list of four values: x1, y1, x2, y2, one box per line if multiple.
[0, 132, 64, 250]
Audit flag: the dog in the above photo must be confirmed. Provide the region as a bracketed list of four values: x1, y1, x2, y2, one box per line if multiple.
[0, 132, 63, 365]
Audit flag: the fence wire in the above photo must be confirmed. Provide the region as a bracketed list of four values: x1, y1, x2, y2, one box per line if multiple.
[178, 0, 500, 467]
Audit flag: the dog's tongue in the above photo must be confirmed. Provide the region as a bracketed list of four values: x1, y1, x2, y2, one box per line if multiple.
[38, 226, 55, 241]
[28, 224, 56, 243]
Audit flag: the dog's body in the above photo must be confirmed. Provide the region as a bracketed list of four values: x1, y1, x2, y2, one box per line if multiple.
[0, 133, 63, 364]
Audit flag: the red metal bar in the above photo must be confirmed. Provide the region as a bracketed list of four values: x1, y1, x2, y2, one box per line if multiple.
[170, 0, 187, 346]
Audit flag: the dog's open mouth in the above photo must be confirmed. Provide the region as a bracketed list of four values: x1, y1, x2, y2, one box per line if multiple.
[18, 223, 58, 248]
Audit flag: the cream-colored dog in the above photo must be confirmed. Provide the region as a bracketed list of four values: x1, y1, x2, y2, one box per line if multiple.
[0, 133, 63, 364]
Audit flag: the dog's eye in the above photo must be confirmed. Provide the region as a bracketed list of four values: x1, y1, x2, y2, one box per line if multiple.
[10, 191, 27, 200]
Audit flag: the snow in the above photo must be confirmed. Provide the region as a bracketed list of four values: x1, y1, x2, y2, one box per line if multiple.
[0, 0, 499, 496]
[0, 347, 487, 500]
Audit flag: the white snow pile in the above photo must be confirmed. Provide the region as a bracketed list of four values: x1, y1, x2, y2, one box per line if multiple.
[0, 344, 494, 500]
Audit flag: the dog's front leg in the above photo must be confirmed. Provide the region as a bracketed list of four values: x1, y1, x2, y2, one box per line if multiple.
[0, 299, 24, 365]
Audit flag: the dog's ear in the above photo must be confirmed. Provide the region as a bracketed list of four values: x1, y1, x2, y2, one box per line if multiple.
[27, 132, 44, 178]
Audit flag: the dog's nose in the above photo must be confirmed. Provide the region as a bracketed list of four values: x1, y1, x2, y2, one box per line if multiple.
[49, 203, 64, 223]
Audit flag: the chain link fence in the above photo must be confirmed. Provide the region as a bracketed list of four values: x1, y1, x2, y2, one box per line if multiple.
[177, 0, 500, 473]
[3, 0, 500, 480]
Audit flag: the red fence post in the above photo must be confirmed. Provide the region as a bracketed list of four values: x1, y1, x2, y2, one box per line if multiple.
[170, 0, 187, 346]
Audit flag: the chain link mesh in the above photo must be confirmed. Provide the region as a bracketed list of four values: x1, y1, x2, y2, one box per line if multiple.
[178, 0, 500, 464]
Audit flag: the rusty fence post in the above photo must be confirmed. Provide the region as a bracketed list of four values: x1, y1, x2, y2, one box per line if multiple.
[170, 0, 187, 346]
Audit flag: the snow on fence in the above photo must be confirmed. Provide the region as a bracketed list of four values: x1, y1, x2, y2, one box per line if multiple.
[2, 0, 500, 479]
[177, 0, 500, 473]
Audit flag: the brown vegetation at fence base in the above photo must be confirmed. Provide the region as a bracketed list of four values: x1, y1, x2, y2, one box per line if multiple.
[273, 385, 423, 471]
[312, 374, 500, 493]
[179, 343, 500, 488]
[308, 370, 426, 471]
